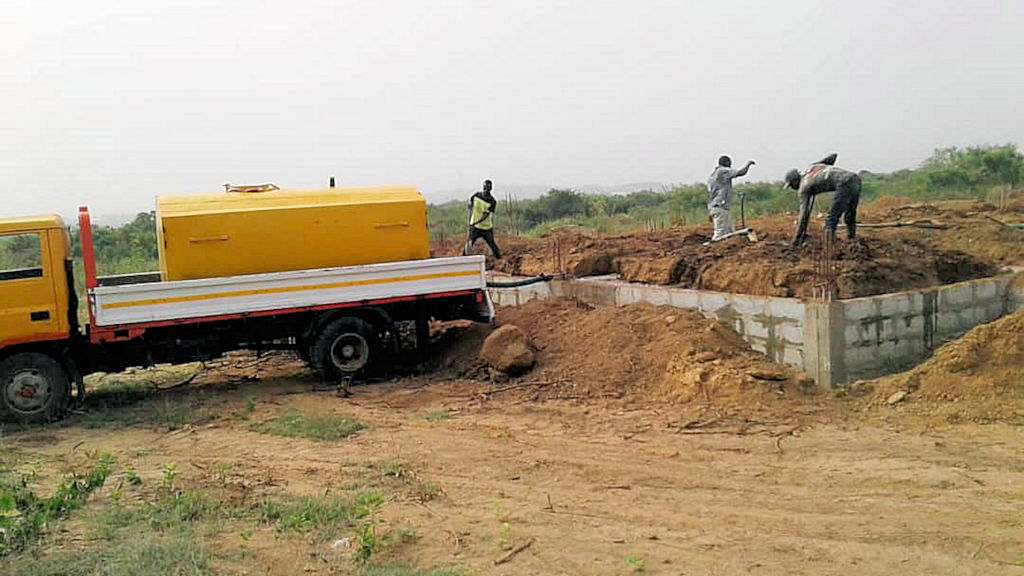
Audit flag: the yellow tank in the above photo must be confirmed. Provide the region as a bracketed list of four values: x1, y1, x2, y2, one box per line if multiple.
[156, 186, 430, 281]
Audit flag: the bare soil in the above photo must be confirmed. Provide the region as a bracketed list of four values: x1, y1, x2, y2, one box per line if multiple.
[457, 197, 1022, 298]
[5, 373, 1022, 575]
[3, 300, 1023, 575]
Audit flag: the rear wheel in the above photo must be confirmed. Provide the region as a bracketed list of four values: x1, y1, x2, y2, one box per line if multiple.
[310, 317, 380, 382]
[0, 352, 71, 424]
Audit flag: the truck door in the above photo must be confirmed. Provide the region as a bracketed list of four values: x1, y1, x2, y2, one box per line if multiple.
[0, 231, 63, 347]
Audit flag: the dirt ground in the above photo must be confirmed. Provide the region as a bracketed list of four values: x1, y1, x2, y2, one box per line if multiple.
[459, 197, 1022, 299]
[4, 374, 1022, 575]
[3, 300, 1023, 575]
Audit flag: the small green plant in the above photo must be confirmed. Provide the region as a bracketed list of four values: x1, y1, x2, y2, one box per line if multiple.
[239, 528, 253, 552]
[394, 526, 418, 545]
[160, 462, 178, 493]
[0, 453, 114, 556]
[493, 502, 509, 522]
[124, 469, 143, 487]
[415, 483, 441, 503]
[250, 410, 364, 441]
[355, 516, 380, 564]
[212, 462, 234, 486]
[244, 396, 258, 412]
[424, 411, 452, 422]
[377, 460, 406, 479]
[498, 523, 513, 551]
[626, 553, 646, 572]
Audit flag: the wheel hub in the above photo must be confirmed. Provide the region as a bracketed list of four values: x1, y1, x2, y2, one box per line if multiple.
[5, 369, 50, 414]
[330, 333, 369, 373]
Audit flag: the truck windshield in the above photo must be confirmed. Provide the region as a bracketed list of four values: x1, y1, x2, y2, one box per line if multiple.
[0, 232, 43, 281]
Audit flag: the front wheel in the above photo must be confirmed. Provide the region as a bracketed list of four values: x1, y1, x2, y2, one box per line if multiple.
[0, 352, 71, 424]
[310, 317, 381, 382]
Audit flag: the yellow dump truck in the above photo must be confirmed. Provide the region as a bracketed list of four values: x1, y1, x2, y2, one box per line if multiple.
[0, 186, 493, 423]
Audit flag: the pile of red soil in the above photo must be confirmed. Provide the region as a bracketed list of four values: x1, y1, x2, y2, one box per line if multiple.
[860, 309, 1024, 424]
[492, 299, 825, 417]
[449, 197, 1020, 298]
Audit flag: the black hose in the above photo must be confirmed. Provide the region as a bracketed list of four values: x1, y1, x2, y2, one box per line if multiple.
[486, 274, 553, 288]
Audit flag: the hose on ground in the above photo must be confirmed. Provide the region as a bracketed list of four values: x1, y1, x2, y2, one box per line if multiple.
[486, 274, 553, 288]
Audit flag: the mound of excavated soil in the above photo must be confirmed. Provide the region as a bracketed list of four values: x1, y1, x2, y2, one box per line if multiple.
[493, 299, 825, 417]
[453, 197, 1020, 298]
[859, 309, 1024, 424]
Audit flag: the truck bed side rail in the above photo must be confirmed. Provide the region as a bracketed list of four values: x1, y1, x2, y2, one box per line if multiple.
[90, 256, 489, 327]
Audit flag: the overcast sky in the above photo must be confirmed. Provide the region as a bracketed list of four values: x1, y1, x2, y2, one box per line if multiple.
[2, 0, 1022, 216]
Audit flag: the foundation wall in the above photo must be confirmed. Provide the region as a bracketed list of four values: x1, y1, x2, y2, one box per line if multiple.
[488, 271, 1021, 386]
[834, 274, 1019, 383]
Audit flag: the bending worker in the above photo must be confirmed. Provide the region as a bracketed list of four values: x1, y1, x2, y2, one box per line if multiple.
[784, 153, 862, 247]
[463, 179, 501, 259]
[706, 155, 755, 241]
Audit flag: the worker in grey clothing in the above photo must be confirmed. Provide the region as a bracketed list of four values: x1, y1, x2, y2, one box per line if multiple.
[783, 153, 862, 247]
[706, 155, 755, 240]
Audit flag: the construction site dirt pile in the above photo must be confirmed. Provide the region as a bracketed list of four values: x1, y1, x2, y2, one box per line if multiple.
[460, 197, 1019, 298]
[859, 309, 1024, 424]
[491, 299, 827, 418]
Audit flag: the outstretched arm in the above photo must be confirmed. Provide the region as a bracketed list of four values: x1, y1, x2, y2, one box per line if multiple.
[731, 160, 756, 178]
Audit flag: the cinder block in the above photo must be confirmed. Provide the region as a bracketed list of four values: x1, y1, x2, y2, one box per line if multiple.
[744, 319, 770, 339]
[936, 311, 961, 335]
[767, 298, 805, 321]
[779, 323, 804, 345]
[878, 294, 913, 318]
[730, 295, 766, 317]
[845, 322, 871, 345]
[973, 280, 999, 303]
[700, 293, 732, 316]
[843, 298, 877, 322]
[747, 339, 768, 355]
[844, 346, 880, 372]
[903, 314, 925, 336]
[782, 347, 804, 368]
[641, 286, 670, 306]
[667, 289, 701, 310]
[938, 285, 973, 310]
[981, 303, 1005, 324]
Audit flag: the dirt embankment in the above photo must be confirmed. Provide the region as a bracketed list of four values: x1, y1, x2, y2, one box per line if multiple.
[436, 299, 829, 422]
[458, 197, 1020, 298]
[856, 308, 1024, 425]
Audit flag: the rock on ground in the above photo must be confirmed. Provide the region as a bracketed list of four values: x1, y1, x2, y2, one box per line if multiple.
[479, 325, 535, 375]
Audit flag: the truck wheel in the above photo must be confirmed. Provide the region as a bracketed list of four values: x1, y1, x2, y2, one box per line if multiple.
[0, 352, 71, 424]
[310, 317, 380, 382]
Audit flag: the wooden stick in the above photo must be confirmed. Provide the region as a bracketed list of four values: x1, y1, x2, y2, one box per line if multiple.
[494, 537, 535, 565]
[857, 219, 948, 230]
[983, 214, 1016, 229]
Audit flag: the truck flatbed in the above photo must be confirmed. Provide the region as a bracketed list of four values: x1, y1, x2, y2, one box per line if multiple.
[91, 255, 492, 328]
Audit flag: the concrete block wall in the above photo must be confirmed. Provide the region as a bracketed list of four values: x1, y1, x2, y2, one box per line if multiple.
[488, 271, 1021, 387]
[835, 274, 1018, 383]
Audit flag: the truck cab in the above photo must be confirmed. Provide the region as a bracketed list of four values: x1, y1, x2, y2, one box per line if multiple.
[0, 215, 77, 422]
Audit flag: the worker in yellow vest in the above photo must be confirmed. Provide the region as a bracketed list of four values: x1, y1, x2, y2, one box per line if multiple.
[463, 179, 501, 259]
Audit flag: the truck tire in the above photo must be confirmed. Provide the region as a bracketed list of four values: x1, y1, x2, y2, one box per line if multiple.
[0, 352, 71, 424]
[310, 317, 380, 382]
